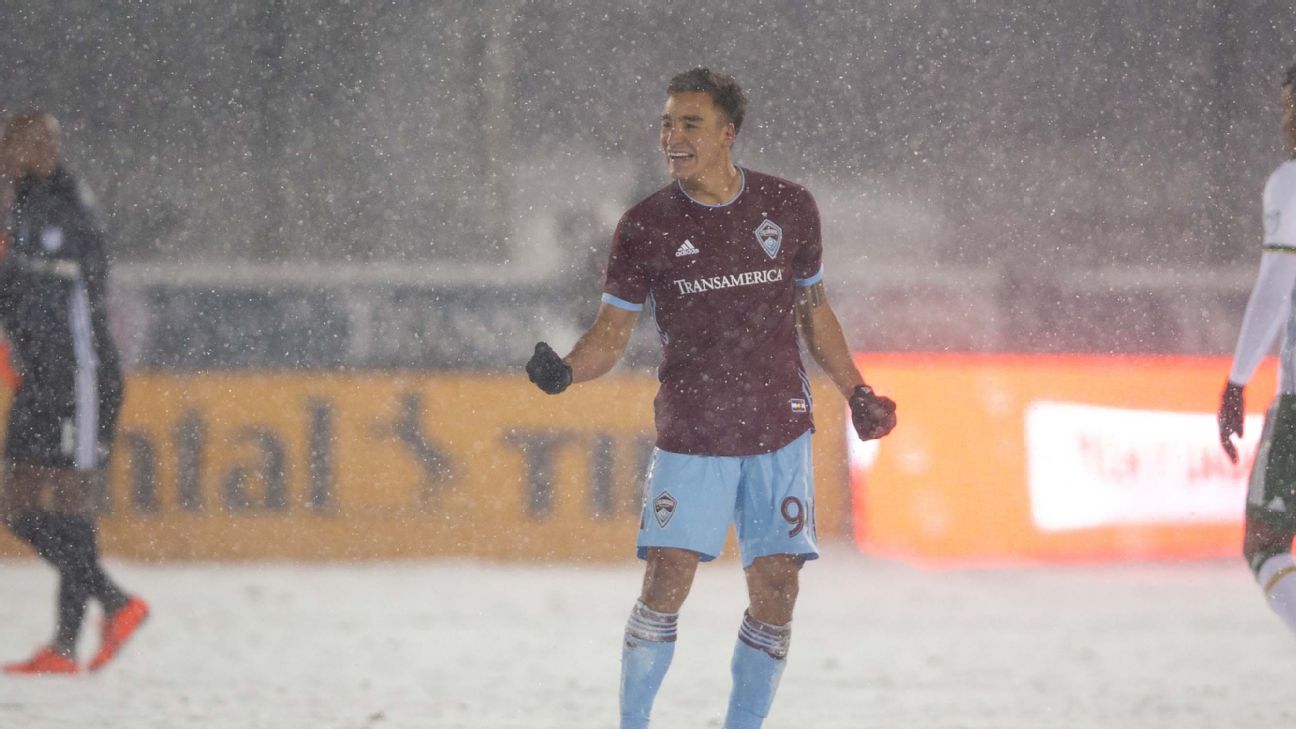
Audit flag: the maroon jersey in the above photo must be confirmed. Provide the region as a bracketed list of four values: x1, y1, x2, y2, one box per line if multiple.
[602, 168, 823, 456]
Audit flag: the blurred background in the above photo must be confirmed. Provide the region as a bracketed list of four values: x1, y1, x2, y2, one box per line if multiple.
[0, 1, 1293, 563]
[5, 8, 1296, 723]
[3, 1, 1292, 367]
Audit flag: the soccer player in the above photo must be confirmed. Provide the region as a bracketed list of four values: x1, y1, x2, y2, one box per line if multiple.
[1219, 63, 1296, 636]
[0, 112, 148, 674]
[527, 68, 897, 729]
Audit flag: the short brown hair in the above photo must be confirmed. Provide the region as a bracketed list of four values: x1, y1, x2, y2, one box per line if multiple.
[667, 68, 748, 135]
[1, 111, 58, 147]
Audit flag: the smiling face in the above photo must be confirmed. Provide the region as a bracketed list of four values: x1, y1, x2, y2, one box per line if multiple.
[659, 91, 736, 186]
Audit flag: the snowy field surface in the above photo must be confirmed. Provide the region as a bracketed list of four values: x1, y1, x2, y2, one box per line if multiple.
[1, 547, 1294, 729]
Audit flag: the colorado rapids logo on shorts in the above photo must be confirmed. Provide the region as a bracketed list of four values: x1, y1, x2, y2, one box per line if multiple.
[653, 491, 677, 528]
[753, 218, 782, 259]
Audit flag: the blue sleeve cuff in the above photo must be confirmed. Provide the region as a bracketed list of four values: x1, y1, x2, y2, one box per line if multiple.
[794, 267, 824, 288]
[601, 292, 645, 311]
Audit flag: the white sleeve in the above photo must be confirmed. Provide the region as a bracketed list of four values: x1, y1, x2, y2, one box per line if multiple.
[1229, 251, 1296, 385]
[1265, 170, 1296, 249]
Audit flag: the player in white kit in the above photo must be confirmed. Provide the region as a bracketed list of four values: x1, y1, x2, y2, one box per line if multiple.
[1219, 63, 1296, 635]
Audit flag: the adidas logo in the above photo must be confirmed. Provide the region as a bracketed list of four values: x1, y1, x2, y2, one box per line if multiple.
[675, 240, 699, 257]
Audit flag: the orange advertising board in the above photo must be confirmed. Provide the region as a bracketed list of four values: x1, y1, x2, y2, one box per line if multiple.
[0, 373, 849, 561]
[849, 353, 1276, 565]
[0, 340, 15, 389]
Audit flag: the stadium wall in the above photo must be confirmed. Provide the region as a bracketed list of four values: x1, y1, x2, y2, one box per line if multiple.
[0, 356, 1272, 564]
[849, 353, 1275, 566]
[0, 373, 851, 561]
[103, 264, 1254, 377]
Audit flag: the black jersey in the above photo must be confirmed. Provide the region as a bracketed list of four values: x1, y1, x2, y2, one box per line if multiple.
[0, 168, 123, 467]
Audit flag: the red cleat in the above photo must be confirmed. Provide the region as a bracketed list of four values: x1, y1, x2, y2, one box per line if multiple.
[87, 596, 149, 672]
[3, 645, 79, 675]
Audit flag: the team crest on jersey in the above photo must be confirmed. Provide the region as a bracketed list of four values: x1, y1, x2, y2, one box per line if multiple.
[789, 398, 808, 414]
[753, 218, 782, 259]
[653, 491, 677, 528]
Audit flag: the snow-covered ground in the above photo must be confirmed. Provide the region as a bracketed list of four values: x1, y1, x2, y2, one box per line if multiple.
[1, 547, 1294, 729]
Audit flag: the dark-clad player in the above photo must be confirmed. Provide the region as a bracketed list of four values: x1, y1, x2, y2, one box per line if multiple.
[527, 69, 896, 729]
[0, 112, 148, 675]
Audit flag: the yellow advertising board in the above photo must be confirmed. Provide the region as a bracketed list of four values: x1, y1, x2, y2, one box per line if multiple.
[0, 373, 849, 561]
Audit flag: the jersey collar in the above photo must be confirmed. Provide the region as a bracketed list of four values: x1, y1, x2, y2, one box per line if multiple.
[677, 167, 746, 209]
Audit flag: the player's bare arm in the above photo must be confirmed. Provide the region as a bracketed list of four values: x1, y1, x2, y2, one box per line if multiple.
[794, 282, 864, 398]
[565, 303, 638, 383]
[795, 282, 897, 440]
[1219, 250, 1296, 461]
[527, 303, 638, 394]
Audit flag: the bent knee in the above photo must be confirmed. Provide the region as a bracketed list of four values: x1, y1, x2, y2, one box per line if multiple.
[1243, 522, 1294, 576]
[640, 548, 701, 611]
[647, 547, 701, 570]
[747, 559, 800, 600]
[750, 573, 799, 603]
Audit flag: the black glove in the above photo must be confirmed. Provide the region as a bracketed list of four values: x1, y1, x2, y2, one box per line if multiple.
[1218, 381, 1244, 464]
[526, 341, 572, 395]
[849, 385, 897, 441]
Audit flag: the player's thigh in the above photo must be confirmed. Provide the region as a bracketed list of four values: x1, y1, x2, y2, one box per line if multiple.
[639, 547, 703, 611]
[1246, 395, 1296, 564]
[1, 461, 52, 517]
[1244, 397, 1296, 570]
[4, 387, 78, 471]
[47, 468, 96, 514]
[734, 429, 818, 568]
[636, 448, 740, 562]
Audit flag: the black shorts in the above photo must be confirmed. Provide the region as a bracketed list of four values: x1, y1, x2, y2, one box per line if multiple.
[1246, 394, 1296, 533]
[4, 378, 118, 471]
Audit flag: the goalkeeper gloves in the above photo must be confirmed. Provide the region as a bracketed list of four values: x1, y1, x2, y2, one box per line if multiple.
[849, 385, 897, 441]
[527, 341, 572, 395]
[1218, 381, 1244, 464]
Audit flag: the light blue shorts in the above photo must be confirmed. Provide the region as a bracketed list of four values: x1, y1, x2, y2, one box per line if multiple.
[636, 429, 818, 568]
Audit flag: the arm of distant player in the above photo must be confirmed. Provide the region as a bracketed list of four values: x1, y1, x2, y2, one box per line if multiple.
[1228, 251, 1296, 386]
[565, 302, 639, 383]
[0, 232, 15, 317]
[1220, 250, 1296, 461]
[795, 282, 896, 440]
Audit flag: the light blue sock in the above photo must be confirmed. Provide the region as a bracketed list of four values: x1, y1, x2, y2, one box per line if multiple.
[620, 600, 679, 729]
[723, 612, 791, 729]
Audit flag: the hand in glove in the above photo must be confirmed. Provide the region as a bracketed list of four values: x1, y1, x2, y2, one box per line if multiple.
[526, 341, 572, 395]
[1218, 382, 1244, 464]
[849, 385, 897, 441]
